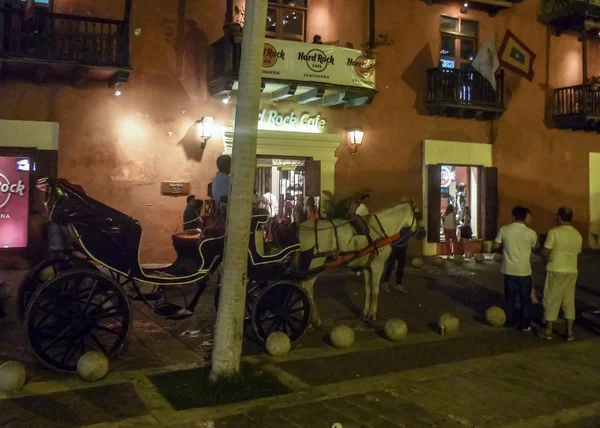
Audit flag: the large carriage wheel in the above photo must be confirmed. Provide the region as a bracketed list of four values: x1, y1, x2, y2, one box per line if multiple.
[17, 257, 95, 322]
[24, 269, 132, 374]
[252, 281, 311, 344]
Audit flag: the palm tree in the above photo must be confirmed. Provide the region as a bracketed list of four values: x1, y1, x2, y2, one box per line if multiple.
[209, 0, 268, 381]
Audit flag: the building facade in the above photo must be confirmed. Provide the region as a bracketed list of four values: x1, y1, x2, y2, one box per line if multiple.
[1, 0, 599, 263]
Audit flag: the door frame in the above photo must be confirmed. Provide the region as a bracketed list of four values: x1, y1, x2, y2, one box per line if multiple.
[224, 129, 342, 214]
[422, 139, 493, 256]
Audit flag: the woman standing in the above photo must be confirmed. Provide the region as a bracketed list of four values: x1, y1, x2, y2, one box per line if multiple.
[305, 196, 319, 221]
[442, 204, 458, 257]
[459, 206, 473, 256]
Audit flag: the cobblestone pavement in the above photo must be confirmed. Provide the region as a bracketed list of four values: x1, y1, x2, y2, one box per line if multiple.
[1, 254, 600, 426]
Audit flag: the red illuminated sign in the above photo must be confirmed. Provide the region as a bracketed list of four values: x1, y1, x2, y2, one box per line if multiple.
[0, 157, 30, 248]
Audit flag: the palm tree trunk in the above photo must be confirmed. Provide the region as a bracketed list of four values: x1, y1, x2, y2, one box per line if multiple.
[209, 0, 267, 381]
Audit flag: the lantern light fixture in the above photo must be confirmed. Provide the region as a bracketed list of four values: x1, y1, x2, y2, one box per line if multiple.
[196, 117, 215, 149]
[347, 127, 365, 155]
[114, 83, 122, 96]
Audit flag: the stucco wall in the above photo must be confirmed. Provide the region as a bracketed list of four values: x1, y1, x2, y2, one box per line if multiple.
[2, 0, 599, 261]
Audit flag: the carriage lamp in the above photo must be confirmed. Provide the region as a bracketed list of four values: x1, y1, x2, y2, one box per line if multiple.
[196, 117, 215, 149]
[347, 127, 365, 155]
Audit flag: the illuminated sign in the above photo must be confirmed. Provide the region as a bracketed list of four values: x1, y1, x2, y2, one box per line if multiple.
[257, 109, 327, 133]
[0, 157, 30, 248]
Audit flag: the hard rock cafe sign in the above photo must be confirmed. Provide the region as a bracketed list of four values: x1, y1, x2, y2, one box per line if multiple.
[0, 157, 30, 248]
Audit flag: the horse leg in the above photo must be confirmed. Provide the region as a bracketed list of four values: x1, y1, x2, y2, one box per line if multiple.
[367, 263, 385, 321]
[301, 258, 326, 328]
[362, 268, 372, 321]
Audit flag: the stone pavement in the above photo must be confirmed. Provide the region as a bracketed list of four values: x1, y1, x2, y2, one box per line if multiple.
[1, 254, 600, 426]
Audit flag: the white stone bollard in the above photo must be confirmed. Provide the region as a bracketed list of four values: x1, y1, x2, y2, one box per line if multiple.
[0, 361, 26, 393]
[485, 306, 506, 327]
[384, 319, 408, 341]
[265, 332, 291, 357]
[77, 351, 109, 382]
[433, 257, 445, 267]
[493, 253, 503, 263]
[474, 253, 486, 263]
[411, 257, 424, 268]
[438, 313, 460, 335]
[330, 325, 354, 348]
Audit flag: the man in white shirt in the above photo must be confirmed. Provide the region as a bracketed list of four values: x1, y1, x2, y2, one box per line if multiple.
[538, 207, 582, 341]
[494, 206, 538, 331]
[355, 194, 370, 216]
[263, 184, 279, 218]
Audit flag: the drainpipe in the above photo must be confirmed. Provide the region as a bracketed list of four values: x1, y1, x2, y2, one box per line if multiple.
[369, 0, 375, 51]
[226, 0, 234, 23]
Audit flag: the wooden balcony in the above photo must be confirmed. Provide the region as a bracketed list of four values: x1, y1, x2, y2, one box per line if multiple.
[426, 68, 505, 120]
[0, 8, 130, 85]
[554, 84, 600, 131]
[539, 0, 600, 34]
[423, 0, 523, 17]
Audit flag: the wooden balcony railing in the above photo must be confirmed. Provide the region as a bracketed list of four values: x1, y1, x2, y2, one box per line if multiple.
[426, 67, 505, 119]
[554, 84, 600, 130]
[0, 8, 130, 68]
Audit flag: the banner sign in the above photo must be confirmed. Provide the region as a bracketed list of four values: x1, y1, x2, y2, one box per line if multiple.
[0, 157, 30, 248]
[262, 40, 376, 90]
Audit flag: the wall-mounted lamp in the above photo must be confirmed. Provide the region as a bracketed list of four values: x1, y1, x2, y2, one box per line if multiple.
[461, 2, 468, 13]
[196, 117, 214, 149]
[114, 83, 122, 97]
[222, 94, 232, 104]
[347, 127, 365, 155]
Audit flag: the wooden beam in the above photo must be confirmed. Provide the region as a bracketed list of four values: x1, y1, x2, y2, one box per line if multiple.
[344, 95, 371, 108]
[322, 92, 346, 107]
[271, 85, 297, 102]
[297, 88, 325, 104]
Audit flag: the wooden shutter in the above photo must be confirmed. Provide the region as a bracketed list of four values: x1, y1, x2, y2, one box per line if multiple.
[427, 164, 441, 243]
[304, 160, 321, 198]
[480, 167, 498, 241]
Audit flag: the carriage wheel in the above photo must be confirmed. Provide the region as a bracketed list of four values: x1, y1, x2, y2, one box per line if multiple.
[24, 269, 131, 374]
[252, 281, 311, 344]
[17, 257, 95, 322]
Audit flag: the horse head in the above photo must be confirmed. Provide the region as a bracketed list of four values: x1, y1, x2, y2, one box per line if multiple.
[376, 200, 426, 247]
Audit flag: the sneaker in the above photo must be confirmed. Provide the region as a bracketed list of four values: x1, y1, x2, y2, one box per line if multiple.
[393, 284, 409, 294]
[520, 326, 532, 332]
[537, 329, 552, 340]
[566, 335, 575, 342]
[381, 282, 392, 293]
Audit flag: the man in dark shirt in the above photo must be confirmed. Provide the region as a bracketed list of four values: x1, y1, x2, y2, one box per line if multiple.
[183, 195, 198, 230]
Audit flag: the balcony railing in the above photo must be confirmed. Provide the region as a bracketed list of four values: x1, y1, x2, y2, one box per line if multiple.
[426, 68, 505, 119]
[554, 84, 600, 130]
[0, 8, 130, 68]
[539, 0, 600, 33]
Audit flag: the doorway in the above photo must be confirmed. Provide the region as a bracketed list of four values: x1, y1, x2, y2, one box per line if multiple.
[439, 165, 480, 242]
[255, 156, 321, 222]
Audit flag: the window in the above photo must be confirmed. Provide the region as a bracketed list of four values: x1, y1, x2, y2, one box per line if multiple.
[266, 0, 307, 42]
[440, 16, 478, 70]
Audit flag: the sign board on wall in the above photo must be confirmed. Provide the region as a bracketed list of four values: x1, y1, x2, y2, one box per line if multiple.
[262, 40, 376, 90]
[161, 181, 191, 196]
[0, 156, 30, 248]
[232, 108, 327, 133]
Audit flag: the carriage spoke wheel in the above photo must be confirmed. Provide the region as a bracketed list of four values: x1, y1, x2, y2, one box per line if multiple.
[24, 269, 132, 374]
[252, 282, 311, 344]
[17, 257, 94, 323]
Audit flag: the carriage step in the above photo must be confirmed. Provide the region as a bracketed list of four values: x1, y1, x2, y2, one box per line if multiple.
[154, 303, 194, 320]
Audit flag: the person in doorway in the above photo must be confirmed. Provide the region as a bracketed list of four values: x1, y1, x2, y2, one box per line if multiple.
[183, 195, 198, 231]
[538, 207, 582, 341]
[355, 194, 370, 216]
[456, 183, 467, 221]
[211, 155, 231, 215]
[459, 206, 473, 257]
[305, 196, 319, 221]
[263, 184, 279, 219]
[442, 204, 458, 257]
[312, 34, 323, 44]
[382, 243, 408, 294]
[494, 206, 538, 331]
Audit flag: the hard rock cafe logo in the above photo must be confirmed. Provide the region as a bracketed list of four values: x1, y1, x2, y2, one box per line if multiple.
[298, 49, 335, 72]
[169, 182, 184, 194]
[0, 173, 26, 209]
[263, 43, 285, 68]
[347, 55, 375, 79]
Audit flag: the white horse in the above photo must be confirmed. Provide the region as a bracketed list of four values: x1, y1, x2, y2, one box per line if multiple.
[299, 202, 424, 327]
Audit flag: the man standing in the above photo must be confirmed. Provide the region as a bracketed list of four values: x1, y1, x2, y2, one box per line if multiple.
[494, 206, 538, 331]
[538, 207, 582, 341]
[183, 195, 198, 230]
[211, 155, 231, 214]
[262, 184, 279, 218]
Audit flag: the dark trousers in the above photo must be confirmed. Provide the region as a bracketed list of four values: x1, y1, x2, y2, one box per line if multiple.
[504, 274, 532, 328]
[383, 245, 407, 285]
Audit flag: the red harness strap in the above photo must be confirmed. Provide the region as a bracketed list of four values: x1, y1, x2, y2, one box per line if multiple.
[322, 231, 402, 270]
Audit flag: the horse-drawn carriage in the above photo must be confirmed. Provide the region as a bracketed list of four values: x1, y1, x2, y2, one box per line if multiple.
[17, 178, 311, 374]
